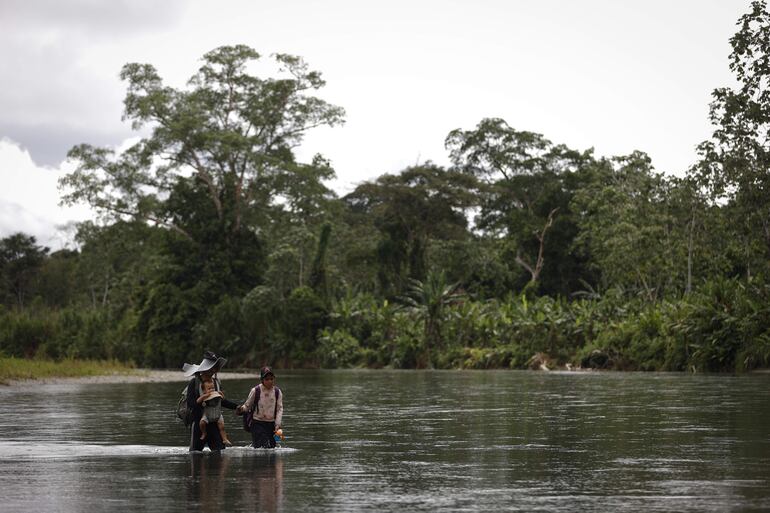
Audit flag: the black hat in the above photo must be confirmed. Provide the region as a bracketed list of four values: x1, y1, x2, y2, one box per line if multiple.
[182, 351, 228, 377]
[260, 366, 275, 380]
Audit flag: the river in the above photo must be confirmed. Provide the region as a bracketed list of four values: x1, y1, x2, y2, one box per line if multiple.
[0, 370, 768, 512]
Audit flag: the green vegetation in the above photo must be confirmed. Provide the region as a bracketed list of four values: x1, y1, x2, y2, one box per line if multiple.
[2, 3, 770, 373]
[0, 357, 135, 385]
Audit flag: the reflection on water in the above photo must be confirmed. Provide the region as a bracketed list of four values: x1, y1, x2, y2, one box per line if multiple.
[0, 441, 293, 513]
[0, 370, 768, 512]
[188, 451, 284, 513]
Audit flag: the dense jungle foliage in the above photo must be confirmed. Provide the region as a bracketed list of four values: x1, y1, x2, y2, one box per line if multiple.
[2, 2, 770, 372]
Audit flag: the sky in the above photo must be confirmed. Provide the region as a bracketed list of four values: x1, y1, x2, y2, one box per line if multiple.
[0, 0, 751, 249]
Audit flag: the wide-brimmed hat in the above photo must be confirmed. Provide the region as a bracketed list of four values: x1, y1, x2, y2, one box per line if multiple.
[182, 351, 228, 377]
[260, 366, 275, 380]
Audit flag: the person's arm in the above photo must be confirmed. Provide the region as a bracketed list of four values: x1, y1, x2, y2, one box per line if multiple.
[274, 389, 283, 429]
[236, 386, 256, 414]
[222, 396, 238, 410]
[214, 377, 239, 410]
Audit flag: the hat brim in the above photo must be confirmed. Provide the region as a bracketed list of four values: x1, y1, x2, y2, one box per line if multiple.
[182, 356, 227, 377]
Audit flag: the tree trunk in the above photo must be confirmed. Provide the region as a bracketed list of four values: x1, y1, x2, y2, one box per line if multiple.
[515, 208, 559, 284]
[686, 209, 696, 294]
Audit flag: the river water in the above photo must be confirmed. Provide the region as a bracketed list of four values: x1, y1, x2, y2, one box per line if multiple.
[0, 370, 767, 512]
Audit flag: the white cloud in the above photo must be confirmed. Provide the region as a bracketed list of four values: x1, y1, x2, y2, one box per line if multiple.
[0, 138, 94, 249]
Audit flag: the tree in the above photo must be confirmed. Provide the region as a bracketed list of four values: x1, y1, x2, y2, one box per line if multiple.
[0, 233, 49, 309]
[446, 118, 593, 294]
[400, 269, 465, 367]
[58, 46, 345, 357]
[572, 152, 674, 299]
[36, 249, 79, 308]
[665, 176, 736, 295]
[309, 223, 332, 300]
[60, 44, 344, 248]
[72, 221, 159, 309]
[483, 173, 561, 286]
[693, 1, 770, 274]
[344, 164, 476, 296]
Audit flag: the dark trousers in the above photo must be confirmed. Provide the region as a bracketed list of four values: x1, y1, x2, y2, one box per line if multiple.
[190, 418, 226, 451]
[250, 420, 276, 448]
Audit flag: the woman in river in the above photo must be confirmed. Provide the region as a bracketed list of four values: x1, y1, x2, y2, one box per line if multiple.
[183, 351, 239, 451]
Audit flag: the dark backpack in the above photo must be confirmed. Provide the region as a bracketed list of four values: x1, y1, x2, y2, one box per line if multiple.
[176, 383, 193, 428]
[242, 384, 281, 432]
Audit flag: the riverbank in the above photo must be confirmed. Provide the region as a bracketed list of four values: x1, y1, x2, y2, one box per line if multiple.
[2, 369, 258, 387]
[0, 357, 259, 386]
[3, 358, 768, 387]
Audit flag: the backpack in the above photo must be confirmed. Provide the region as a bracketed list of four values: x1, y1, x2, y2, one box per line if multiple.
[242, 384, 280, 432]
[176, 383, 193, 428]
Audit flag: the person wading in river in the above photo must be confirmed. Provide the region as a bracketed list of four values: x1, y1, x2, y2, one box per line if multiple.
[183, 351, 239, 451]
[237, 366, 284, 448]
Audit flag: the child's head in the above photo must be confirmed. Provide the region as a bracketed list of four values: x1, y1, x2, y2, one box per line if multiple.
[260, 366, 276, 387]
[202, 379, 215, 392]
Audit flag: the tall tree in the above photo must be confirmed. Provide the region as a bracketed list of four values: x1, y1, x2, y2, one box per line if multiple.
[446, 118, 592, 294]
[572, 152, 674, 299]
[693, 0, 770, 274]
[309, 223, 332, 300]
[60, 45, 344, 245]
[344, 164, 476, 296]
[59, 46, 345, 363]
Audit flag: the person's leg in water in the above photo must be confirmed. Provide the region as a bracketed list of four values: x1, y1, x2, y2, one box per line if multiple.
[250, 420, 276, 448]
[217, 416, 232, 446]
[190, 416, 226, 451]
[199, 418, 209, 441]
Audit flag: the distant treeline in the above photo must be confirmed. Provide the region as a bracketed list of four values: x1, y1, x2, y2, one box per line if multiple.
[2, 2, 770, 372]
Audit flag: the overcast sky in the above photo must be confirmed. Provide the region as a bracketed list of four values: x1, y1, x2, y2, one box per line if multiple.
[0, 0, 750, 249]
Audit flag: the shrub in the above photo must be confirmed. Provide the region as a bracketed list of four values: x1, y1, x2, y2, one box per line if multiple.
[317, 328, 362, 368]
[0, 310, 56, 358]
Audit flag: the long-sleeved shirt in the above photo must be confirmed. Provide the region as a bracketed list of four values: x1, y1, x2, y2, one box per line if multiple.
[242, 383, 283, 428]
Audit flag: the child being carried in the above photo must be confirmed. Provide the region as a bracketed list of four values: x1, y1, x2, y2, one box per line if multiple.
[197, 376, 232, 446]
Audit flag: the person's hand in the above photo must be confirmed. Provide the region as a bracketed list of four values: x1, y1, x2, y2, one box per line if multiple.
[236, 405, 244, 415]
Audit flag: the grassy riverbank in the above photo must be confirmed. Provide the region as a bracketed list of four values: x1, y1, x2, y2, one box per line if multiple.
[0, 357, 137, 385]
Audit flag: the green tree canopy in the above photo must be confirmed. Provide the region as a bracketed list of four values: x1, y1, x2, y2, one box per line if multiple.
[446, 118, 594, 293]
[0, 233, 49, 310]
[57, 45, 346, 365]
[344, 164, 476, 295]
[694, 0, 770, 270]
[60, 45, 345, 243]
